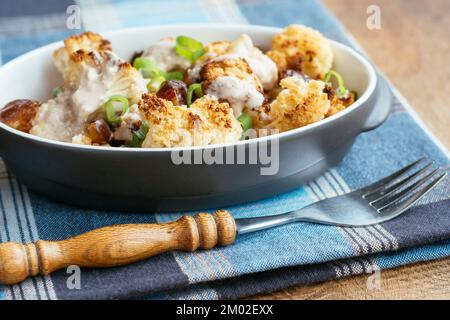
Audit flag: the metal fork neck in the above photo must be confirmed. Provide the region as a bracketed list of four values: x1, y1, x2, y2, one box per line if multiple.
[235, 210, 306, 235]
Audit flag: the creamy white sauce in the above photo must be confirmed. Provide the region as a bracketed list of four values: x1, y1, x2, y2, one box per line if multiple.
[71, 67, 107, 123]
[32, 49, 146, 143]
[225, 35, 278, 90]
[206, 76, 264, 116]
[210, 54, 242, 62]
[30, 94, 76, 142]
[142, 39, 191, 72]
[187, 34, 278, 90]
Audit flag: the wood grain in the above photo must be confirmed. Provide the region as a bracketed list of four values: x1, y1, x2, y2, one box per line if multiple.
[0, 210, 236, 285]
[324, 0, 450, 150]
[252, 0, 450, 300]
[249, 258, 450, 300]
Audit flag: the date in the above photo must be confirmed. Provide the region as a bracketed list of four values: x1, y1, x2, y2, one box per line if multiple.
[85, 119, 113, 144]
[0, 99, 40, 132]
[156, 80, 188, 105]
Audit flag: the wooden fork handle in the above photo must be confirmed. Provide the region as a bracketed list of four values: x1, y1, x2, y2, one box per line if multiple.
[0, 210, 236, 285]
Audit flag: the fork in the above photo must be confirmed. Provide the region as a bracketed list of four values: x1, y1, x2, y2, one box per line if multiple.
[0, 158, 446, 285]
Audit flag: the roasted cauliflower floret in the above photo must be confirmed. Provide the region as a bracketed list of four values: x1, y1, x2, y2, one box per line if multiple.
[53, 31, 146, 103]
[201, 57, 261, 90]
[190, 95, 243, 143]
[31, 33, 146, 142]
[200, 58, 264, 116]
[138, 93, 242, 147]
[58, 51, 145, 127]
[205, 76, 265, 118]
[324, 85, 356, 117]
[264, 77, 330, 132]
[267, 25, 333, 80]
[201, 41, 231, 61]
[53, 32, 112, 76]
[187, 41, 232, 82]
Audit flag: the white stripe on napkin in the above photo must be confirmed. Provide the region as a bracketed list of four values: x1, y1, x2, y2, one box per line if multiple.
[0, 161, 57, 300]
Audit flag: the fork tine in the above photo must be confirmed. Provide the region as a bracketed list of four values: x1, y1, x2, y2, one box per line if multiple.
[365, 162, 434, 202]
[372, 168, 440, 210]
[378, 171, 447, 215]
[361, 158, 426, 196]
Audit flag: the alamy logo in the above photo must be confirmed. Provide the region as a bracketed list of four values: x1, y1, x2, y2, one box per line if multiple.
[66, 265, 81, 290]
[367, 5, 382, 30]
[66, 5, 81, 30]
[171, 129, 280, 175]
[367, 265, 382, 290]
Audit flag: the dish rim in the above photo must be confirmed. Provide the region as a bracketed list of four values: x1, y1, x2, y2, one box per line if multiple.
[0, 23, 377, 153]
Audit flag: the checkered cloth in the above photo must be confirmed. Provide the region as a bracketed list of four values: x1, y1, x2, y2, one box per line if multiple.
[0, 0, 449, 300]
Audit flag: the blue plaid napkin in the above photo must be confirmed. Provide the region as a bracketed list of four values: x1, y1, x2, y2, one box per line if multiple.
[0, 0, 449, 300]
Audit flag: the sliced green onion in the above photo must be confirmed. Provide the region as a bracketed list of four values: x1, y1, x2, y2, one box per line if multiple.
[186, 83, 203, 107]
[129, 121, 149, 148]
[324, 70, 347, 96]
[237, 113, 253, 132]
[147, 76, 166, 92]
[175, 36, 205, 62]
[52, 87, 61, 97]
[133, 57, 157, 70]
[133, 57, 185, 83]
[104, 95, 129, 125]
[133, 57, 161, 79]
[163, 71, 184, 81]
[141, 68, 162, 79]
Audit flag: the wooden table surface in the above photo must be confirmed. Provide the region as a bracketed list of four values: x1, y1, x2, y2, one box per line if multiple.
[251, 0, 450, 300]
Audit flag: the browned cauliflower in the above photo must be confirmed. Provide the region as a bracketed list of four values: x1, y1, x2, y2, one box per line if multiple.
[324, 85, 356, 117]
[200, 41, 231, 62]
[138, 94, 242, 147]
[200, 58, 265, 116]
[53, 32, 112, 76]
[263, 77, 330, 132]
[267, 25, 333, 80]
[31, 32, 146, 143]
[200, 57, 261, 91]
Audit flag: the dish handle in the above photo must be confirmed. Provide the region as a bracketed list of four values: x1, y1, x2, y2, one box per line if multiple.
[361, 74, 392, 132]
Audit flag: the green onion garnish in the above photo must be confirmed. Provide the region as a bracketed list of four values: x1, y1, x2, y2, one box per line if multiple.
[133, 57, 157, 70]
[147, 76, 166, 92]
[52, 87, 61, 97]
[175, 36, 205, 62]
[163, 71, 184, 81]
[186, 83, 203, 107]
[324, 70, 347, 96]
[104, 95, 129, 125]
[134, 57, 185, 84]
[237, 113, 253, 132]
[133, 57, 161, 79]
[129, 121, 149, 148]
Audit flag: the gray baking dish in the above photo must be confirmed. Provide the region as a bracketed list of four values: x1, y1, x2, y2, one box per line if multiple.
[0, 25, 391, 212]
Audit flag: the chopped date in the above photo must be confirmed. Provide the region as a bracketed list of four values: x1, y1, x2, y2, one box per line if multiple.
[85, 119, 113, 144]
[0, 99, 40, 132]
[156, 80, 188, 105]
